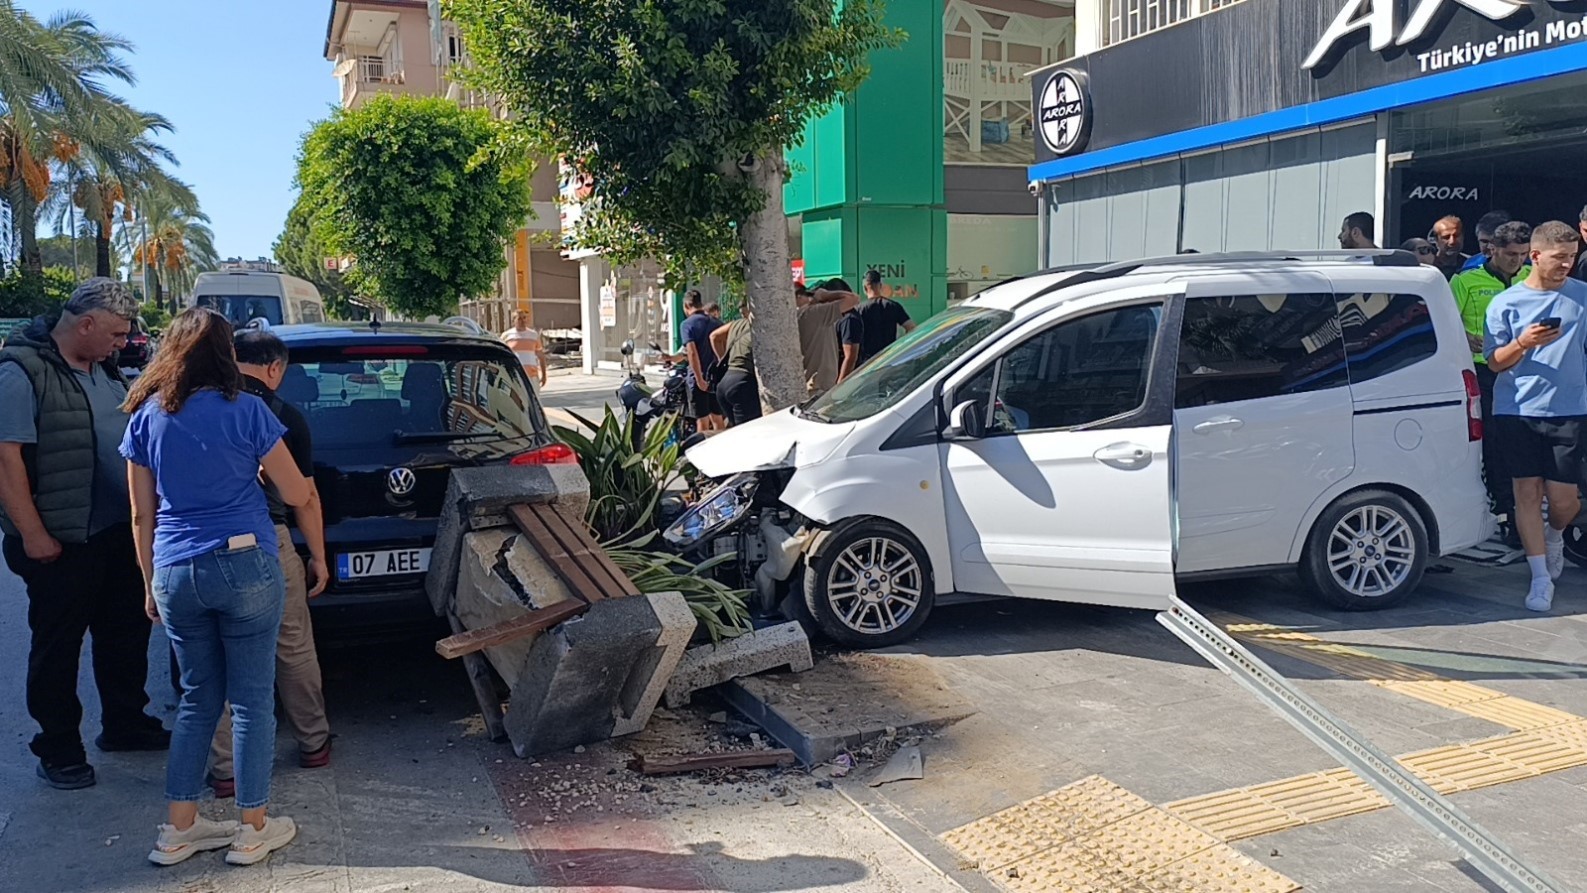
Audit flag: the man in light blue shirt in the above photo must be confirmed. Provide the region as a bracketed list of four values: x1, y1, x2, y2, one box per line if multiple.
[1484, 220, 1587, 613]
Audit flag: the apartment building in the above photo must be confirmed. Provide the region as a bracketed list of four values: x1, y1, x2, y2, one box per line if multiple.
[322, 0, 580, 335]
[1030, 0, 1587, 262]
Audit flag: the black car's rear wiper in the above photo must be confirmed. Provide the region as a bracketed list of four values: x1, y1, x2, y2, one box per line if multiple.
[393, 430, 506, 444]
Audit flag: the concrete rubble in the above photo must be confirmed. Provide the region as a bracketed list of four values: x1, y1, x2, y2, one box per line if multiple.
[428, 466, 814, 760]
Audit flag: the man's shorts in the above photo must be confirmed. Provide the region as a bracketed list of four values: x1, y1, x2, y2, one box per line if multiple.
[1493, 415, 1587, 484]
[686, 384, 720, 420]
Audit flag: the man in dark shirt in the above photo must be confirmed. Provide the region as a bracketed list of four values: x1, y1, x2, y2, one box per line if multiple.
[856, 270, 917, 364]
[204, 329, 332, 797]
[678, 289, 724, 432]
[1574, 205, 1587, 283]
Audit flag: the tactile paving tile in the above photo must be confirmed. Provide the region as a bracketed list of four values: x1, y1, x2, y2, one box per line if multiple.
[1533, 719, 1587, 751]
[994, 840, 1148, 893]
[1073, 808, 1219, 875]
[1162, 788, 1303, 840]
[1143, 844, 1303, 893]
[1397, 742, 1537, 793]
[1453, 696, 1584, 731]
[1374, 679, 1507, 708]
[1255, 768, 1389, 824]
[1481, 728, 1587, 774]
[941, 775, 1151, 871]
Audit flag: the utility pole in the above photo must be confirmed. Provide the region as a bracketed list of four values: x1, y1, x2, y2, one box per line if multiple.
[68, 176, 79, 281]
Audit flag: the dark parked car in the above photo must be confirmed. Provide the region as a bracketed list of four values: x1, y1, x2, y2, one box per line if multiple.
[270, 321, 573, 637]
[118, 316, 153, 370]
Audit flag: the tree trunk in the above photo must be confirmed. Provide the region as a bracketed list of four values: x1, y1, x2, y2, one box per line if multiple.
[150, 263, 164, 311]
[94, 223, 112, 278]
[16, 189, 43, 279]
[739, 154, 803, 412]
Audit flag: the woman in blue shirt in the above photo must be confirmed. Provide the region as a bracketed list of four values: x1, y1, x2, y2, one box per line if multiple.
[120, 308, 310, 867]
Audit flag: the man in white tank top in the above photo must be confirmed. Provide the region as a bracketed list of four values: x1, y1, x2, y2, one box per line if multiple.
[500, 311, 548, 390]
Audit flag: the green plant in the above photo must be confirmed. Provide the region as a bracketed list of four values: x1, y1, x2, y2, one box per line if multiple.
[553, 407, 684, 544]
[291, 95, 529, 319]
[608, 544, 751, 643]
[0, 265, 74, 317]
[554, 407, 750, 642]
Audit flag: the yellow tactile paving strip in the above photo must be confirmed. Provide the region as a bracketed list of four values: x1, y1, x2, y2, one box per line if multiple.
[1216, 614, 1581, 733]
[942, 616, 1587, 891]
[942, 776, 1302, 893]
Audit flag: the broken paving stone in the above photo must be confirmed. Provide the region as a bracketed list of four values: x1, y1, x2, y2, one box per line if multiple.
[868, 746, 924, 787]
[707, 712, 728, 723]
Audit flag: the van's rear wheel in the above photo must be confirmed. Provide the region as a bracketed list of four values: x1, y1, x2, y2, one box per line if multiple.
[1300, 490, 1428, 610]
[803, 520, 934, 649]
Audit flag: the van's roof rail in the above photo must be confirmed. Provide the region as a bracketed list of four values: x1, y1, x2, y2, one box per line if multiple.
[1014, 249, 1421, 310]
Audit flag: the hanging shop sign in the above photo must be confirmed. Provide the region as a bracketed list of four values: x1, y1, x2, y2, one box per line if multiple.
[1037, 70, 1092, 157]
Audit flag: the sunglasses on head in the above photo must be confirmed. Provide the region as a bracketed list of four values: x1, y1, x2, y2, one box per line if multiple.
[1415, 246, 1436, 255]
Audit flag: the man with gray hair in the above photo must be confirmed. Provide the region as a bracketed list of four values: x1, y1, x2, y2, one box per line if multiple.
[1485, 222, 1587, 613]
[0, 277, 168, 790]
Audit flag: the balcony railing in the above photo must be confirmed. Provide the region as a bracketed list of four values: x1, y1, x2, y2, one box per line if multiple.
[1102, 0, 1246, 47]
[335, 49, 407, 108]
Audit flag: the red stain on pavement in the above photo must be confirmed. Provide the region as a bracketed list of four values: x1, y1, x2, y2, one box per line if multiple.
[483, 752, 717, 892]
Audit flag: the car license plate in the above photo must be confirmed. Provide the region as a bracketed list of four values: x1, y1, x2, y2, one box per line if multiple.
[337, 548, 432, 580]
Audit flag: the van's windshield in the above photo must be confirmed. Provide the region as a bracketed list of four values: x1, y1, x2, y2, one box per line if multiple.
[803, 306, 1013, 424]
[196, 294, 283, 326]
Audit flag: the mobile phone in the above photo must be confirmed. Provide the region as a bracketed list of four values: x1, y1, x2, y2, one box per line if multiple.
[1539, 316, 1563, 330]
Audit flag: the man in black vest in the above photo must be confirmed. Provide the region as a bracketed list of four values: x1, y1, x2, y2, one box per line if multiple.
[0, 278, 168, 789]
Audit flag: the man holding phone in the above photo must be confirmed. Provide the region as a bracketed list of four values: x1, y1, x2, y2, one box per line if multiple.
[1485, 221, 1587, 612]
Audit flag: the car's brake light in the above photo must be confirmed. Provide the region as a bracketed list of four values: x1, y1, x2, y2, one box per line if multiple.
[343, 345, 427, 356]
[1463, 369, 1482, 442]
[510, 443, 578, 466]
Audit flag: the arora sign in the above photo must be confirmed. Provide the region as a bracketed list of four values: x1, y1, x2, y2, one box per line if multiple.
[1305, 0, 1582, 70]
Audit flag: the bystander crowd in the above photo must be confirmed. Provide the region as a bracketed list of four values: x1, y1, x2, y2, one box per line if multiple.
[1484, 221, 1587, 612]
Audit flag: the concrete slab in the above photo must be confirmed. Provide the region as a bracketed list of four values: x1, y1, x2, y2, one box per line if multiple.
[504, 592, 694, 757]
[664, 620, 814, 708]
[719, 652, 976, 766]
[453, 528, 578, 685]
[427, 464, 590, 616]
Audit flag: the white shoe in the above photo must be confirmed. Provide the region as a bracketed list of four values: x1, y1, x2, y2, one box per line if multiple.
[1526, 578, 1555, 613]
[226, 816, 297, 866]
[149, 816, 238, 866]
[1546, 527, 1566, 580]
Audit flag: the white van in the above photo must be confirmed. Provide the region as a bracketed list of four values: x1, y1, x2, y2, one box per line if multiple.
[191, 271, 327, 326]
[670, 251, 1493, 647]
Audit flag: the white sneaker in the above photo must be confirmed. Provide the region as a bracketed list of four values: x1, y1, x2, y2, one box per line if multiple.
[226, 816, 297, 866]
[1546, 527, 1566, 580]
[1526, 578, 1555, 613]
[149, 816, 238, 866]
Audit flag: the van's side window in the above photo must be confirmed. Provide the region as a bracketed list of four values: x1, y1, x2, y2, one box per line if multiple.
[1337, 293, 1437, 384]
[962, 304, 1161, 434]
[1175, 294, 1348, 408]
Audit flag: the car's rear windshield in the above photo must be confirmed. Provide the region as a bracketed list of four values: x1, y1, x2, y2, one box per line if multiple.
[282, 346, 544, 451]
[196, 294, 283, 326]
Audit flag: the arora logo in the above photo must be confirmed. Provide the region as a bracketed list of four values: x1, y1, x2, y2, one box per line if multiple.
[1305, 0, 1542, 70]
[1038, 70, 1091, 157]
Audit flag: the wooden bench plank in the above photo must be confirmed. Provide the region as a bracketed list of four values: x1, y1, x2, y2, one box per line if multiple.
[528, 503, 640, 599]
[508, 503, 613, 603]
[445, 612, 509, 742]
[436, 599, 588, 660]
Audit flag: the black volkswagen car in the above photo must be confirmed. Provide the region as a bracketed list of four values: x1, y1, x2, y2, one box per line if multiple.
[271, 321, 572, 637]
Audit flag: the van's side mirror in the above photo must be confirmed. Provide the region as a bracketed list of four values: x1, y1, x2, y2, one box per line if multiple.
[946, 400, 986, 440]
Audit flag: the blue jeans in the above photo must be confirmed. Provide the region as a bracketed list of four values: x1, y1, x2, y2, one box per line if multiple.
[154, 545, 284, 809]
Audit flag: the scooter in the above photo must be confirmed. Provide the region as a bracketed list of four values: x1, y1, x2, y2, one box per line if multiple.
[615, 340, 693, 451]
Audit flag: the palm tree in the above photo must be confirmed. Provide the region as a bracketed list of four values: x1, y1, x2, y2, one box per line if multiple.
[44, 106, 191, 279]
[0, 3, 138, 284]
[125, 188, 216, 311]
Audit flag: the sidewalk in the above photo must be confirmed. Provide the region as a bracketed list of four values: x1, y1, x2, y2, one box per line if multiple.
[0, 602, 960, 893]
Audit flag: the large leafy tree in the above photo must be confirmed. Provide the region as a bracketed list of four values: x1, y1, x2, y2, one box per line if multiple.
[291, 95, 528, 319]
[445, 0, 898, 409]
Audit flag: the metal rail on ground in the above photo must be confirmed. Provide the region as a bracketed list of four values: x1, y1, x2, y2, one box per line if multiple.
[1158, 596, 1562, 893]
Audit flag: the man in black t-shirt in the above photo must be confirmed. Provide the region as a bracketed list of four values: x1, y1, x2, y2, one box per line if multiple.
[857, 270, 916, 365]
[202, 330, 333, 797]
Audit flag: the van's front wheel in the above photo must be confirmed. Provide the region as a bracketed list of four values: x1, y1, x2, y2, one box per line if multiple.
[803, 520, 935, 649]
[1300, 490, 1428, 610]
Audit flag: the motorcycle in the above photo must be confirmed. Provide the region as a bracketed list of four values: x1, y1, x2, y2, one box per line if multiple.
[615, 340, 694, 451]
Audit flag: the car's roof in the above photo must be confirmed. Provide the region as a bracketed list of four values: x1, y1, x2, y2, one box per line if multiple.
[965, 252, 1448, 314]
[268, 321, 509, 350]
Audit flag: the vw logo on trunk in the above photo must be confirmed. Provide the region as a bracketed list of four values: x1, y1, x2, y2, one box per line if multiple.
[387, 467, 417, 496]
